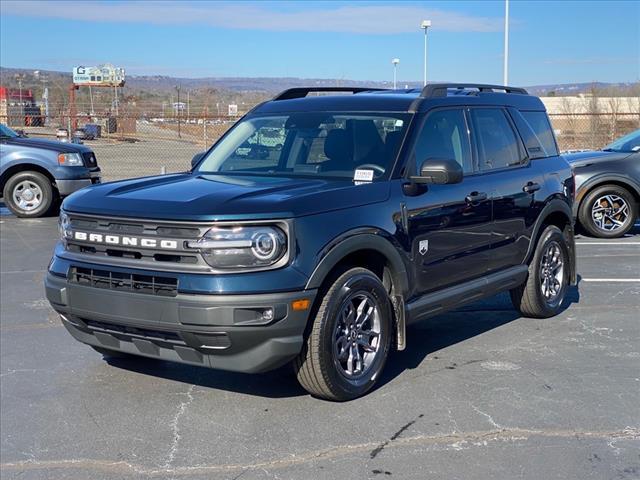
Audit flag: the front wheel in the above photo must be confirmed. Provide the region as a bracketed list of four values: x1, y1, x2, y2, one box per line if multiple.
[2, 171, 54, 218]
[510, 225, 570, 318]
[294, 267, 393, 401]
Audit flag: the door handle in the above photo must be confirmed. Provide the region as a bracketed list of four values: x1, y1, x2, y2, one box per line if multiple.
[465, 191, 488, 203]
[523, 182, 541, 193]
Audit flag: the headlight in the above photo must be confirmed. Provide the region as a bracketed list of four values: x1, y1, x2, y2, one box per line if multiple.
[58, 153, 84, 166]
[188, 225, 287, 270]
[59, 211, 72, 241]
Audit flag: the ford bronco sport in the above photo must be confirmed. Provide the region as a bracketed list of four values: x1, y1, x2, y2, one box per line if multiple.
[45, 84, 576, 401]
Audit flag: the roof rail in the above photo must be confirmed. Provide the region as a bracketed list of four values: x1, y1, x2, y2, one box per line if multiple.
[420, 83, 528, 98]
[273, 87, 387, 101]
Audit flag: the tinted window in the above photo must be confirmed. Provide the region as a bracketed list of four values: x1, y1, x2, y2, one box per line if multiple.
[471, 108, 525, 171]
[414, 109, 473, 173]
[522, 111, 558, 156]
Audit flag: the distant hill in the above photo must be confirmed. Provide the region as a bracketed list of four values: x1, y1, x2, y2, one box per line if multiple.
[2, 66, 637, 94]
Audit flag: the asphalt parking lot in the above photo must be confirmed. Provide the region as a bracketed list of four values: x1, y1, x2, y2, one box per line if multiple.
[1, 209, 638, 480]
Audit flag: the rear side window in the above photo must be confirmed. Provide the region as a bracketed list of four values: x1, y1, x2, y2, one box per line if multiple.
[470, 108, 526, 171]
[521, 111, 558, 156]
[413, 109, 473, 173]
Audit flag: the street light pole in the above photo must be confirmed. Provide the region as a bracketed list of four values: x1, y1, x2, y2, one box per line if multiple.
[503, 0, 510, 85]
[175, 85, 181, 139]
[421, 20, 431, 87]
[392, 58, 400, 89]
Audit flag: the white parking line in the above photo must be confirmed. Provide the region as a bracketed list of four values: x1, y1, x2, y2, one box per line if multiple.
[576, 242, 640, 245]
[581, 278, 640, 282]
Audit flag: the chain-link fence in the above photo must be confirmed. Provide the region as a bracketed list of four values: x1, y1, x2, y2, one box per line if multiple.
[548, 112, 640, 152]
[3, 110, 639, 182]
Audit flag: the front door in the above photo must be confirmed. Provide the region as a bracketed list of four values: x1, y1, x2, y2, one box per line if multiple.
[403, 108, 493, 296]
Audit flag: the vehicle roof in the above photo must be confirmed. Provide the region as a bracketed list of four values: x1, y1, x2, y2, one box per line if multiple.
[253, 87, 546, 115]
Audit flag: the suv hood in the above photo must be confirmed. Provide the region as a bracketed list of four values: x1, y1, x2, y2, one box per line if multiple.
[63, 173, 390, 221]
[563, 150, 633, 166]
[2, 136, 92, 154]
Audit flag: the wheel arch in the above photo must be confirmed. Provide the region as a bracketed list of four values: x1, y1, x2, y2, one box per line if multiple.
[305, 230, 410, 351]
[525, 199, 577, 285]
[0, 162, 57, 195]
[305, 231, 409, 296]
[576, 175, 640, 216]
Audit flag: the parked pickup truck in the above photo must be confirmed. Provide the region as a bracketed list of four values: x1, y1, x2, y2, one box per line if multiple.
[0, 124, 101, 217]
[45, 84, 576, 401]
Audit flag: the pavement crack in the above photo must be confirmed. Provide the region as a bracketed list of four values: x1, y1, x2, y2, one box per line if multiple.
[2, 427, 638, 476]
[471, 404, 503, 430]
[370, 414, 424, 459]
[163, 384, 196, 469]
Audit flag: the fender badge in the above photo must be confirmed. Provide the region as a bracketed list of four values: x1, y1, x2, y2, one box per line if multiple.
[419, 240, 429, 255]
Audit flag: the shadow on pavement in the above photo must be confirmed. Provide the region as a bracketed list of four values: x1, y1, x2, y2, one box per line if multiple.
[104, 284, 581, 400]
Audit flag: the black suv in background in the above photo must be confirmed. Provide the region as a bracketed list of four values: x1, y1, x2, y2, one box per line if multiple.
[46, 84, 576, 401]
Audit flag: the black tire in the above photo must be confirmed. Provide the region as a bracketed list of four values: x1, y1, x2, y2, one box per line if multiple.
[293, 267, 393, 401]
[578, 185, 637, 238]
[91, 346, 135, 359]
[2, 171, 54, 218]
[510, 225, 570, 318]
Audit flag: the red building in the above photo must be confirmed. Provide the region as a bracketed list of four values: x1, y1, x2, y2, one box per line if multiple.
[0, 86, 42, 126]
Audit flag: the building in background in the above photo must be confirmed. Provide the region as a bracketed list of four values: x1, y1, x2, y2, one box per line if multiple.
[0, 86, 42, 127]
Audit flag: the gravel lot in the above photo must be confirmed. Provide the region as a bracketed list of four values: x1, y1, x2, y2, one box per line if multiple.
[1, 207, 638, 480]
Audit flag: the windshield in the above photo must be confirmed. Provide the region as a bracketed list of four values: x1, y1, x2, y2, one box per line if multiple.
[603, 129, 640, 153]
[0, 124, 18, 138]
[196, 112, 410, 180]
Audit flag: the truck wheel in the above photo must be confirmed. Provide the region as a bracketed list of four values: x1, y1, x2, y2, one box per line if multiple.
[2, 171, 54, 218]
[294, 267, 393, 401]
[510, 225, 569, 318]
[91, 346, 135, 359]
[578, 185, 637, 238]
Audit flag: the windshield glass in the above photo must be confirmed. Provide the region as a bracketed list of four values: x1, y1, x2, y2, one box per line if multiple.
[0, 124, 18, 138]
[196, 112, 410, 180]
[603, 129, 640, 152]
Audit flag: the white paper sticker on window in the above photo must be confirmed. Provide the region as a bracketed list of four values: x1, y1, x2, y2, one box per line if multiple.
[354, 169, 374, 183]
[395, 119, 404, 127]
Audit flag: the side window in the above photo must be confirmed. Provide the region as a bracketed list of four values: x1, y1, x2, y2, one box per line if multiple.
[521, 111, 559, 156]
[471, 108, 526, 171]
[414, 109, 473, 173]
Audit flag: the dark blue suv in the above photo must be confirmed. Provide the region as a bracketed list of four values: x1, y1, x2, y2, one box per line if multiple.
[45, 84, 576, 400]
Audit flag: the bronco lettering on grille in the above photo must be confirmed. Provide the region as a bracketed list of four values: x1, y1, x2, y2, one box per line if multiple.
[72, 231, 178, 249]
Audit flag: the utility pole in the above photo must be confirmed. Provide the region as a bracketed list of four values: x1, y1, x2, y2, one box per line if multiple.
[503, 0, 510, 85]
[187, 90, 190, 121]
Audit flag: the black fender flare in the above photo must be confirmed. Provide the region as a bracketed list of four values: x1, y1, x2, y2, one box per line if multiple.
[526, 198, 577, 285]
[305, 230, 410, 296]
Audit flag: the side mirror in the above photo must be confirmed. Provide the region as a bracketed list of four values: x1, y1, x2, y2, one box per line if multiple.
[411, 158, 463, 185]
[191, 152, 205, 169]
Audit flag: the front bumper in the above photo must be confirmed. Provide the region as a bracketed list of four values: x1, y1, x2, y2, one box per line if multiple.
[45, 272, 316, 373]
[56, 171, 101, 196]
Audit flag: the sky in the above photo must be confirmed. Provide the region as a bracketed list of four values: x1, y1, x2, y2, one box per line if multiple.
[1, 0, 638, 86]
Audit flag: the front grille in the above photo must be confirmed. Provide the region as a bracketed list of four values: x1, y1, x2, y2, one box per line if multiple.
[70, 266, 178, 297]
[82, 152, 98, 168]
[63, 213, 212, 272]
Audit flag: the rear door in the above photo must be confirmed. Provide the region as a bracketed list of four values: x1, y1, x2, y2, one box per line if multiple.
[468, 107, 544, 272]
[403, 107, 494, 295]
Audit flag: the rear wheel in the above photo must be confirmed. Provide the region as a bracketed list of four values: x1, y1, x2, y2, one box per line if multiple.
[578, 185, 637, 238]
[294, 267, 393, 401]
[2, 171, 54, 218]
[510, 225, 569, 318]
